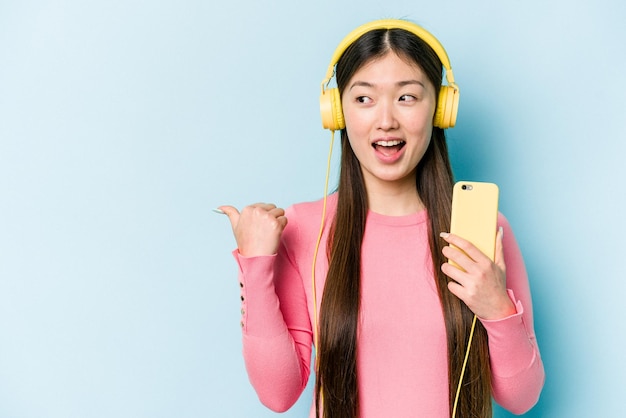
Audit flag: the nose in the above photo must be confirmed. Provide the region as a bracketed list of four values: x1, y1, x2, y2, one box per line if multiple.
[377, 100, 398, 131]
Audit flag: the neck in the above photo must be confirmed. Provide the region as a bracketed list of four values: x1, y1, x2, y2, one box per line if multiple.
[365, 179, 423, 216]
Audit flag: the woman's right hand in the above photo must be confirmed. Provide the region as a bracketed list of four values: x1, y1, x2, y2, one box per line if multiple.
[218, 203, 288, 257]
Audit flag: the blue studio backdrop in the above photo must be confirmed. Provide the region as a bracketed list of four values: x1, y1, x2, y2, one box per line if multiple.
[1, 1, 625, 417]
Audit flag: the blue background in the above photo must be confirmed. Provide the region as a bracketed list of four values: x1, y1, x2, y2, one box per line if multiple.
[1, 0, 624, 417]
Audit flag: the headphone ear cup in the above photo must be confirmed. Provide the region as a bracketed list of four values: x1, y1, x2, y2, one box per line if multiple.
[320, 87, 345, 131]
[434, 86, 459, 129]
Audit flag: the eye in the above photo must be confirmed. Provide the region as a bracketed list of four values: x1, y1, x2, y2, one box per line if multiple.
[399, 94, 417, 103]
[356, 96, 373, 104]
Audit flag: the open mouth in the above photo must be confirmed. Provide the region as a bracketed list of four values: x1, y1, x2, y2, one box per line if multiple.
[372, 139, 406, 155]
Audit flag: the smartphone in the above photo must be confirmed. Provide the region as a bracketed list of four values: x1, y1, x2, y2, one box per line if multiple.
[449, 181, 499, 265]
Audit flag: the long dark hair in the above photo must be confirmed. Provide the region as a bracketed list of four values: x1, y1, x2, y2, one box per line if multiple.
[315, 28, 492, 418]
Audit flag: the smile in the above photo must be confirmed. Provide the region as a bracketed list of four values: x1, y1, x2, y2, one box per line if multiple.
[372, 139, 406, 152]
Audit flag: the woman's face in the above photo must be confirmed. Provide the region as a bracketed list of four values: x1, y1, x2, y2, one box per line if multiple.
[342, 51, 437, 192]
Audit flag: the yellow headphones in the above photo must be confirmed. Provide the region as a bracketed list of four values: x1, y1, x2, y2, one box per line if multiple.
[319, 19, 459, 131]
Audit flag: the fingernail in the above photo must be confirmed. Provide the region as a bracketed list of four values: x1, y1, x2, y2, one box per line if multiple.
[499, 226, 504, 237]
[439, 232, 450, 238]
[212, 208, 225, 215]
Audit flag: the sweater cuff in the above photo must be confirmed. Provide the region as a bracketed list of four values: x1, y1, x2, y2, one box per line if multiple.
[232, 250, 286, 337]
[479, 289, 537, 377]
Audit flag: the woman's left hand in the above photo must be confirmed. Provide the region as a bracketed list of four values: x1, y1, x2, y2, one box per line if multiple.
[440, 228, 516, 320]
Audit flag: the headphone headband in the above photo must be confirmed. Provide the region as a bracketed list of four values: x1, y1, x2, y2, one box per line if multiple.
[321, 19, 456, 93]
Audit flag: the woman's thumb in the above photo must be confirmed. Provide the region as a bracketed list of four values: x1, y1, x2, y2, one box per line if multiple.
[215, 205, 240, 229]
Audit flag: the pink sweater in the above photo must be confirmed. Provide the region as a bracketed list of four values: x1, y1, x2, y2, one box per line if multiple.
[233, 194, 544, 417]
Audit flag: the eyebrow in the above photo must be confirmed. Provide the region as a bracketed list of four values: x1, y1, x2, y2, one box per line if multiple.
[349, 80, 426, 91]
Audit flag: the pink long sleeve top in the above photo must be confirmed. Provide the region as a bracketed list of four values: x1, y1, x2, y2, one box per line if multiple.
[233, 194, 544, 417]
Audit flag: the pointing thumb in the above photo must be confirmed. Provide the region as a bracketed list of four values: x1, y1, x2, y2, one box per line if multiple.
[216, 205, 240, 229]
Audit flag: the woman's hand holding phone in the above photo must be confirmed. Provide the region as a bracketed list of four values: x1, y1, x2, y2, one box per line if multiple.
[441, 181, 516, 320]
[440, 229, 515, 320]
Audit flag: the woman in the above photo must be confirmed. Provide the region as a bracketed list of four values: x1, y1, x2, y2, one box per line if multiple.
[217, 19, 544, 418]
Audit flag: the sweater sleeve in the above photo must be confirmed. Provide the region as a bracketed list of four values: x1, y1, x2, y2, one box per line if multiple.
[479, 215, 545, 414]
[232, 213, 313, 412]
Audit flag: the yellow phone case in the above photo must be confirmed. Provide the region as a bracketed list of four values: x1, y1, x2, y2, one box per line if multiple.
[449, 181, 499, 264]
